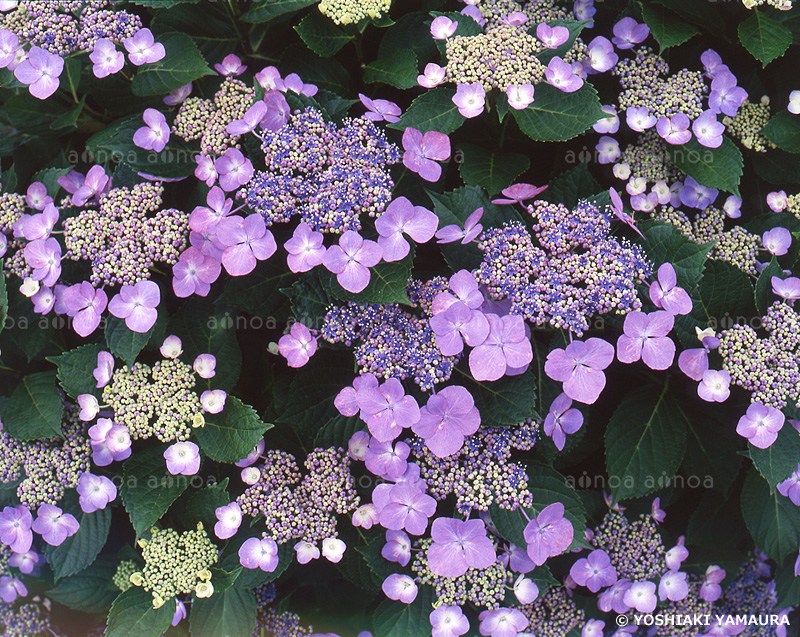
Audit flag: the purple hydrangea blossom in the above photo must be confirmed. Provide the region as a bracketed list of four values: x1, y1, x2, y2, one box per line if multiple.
[239, 537, 279, 571]
[430, 16, 458, 39]
[60, 282, 106, 338]
[656, 113, 692, 145]
[772, 275, 800, 302]
[544, 338, 615, 405]
[777, 465, 800, 506]
[214, 502, 242, 539]
[217, 215, 277, 277]
[215, 148, 254, 192]
[428, 517, 496, 578]
[649, 263, 692, 315]
[0, 505, 33, 554]
[586, 36, 618, 73]
[616, 311, 676, 370]
[431, 605, 470, 637]
[373, 482, 436, 535]
[90, 38, 124, 78]
[172, 247, 221, 298]
[381, 529, 411, 566]
[201, 389, 226, 414]
[435, 207, 483, 244]
[0, 577, 26, 603]
[570, 549, 618, 592]
[700, 565, 726, 602]
[70, 165, 109, 207]
[123, 28, 165, 66]
[626, 106, 657, 132]
[278, 322, 317, 368]
[214, 53, 246, 76]
[164, 441, 201, 475]
[545, 57, 583, 92]
[133, 108, 170, 153]
[536, 24, 569, 48]
[375, 197, 439, 261]
[762, 227, 792, 256]
[612, 17, 649, 49]
[108, 280, 160, 333]
[418, 63, 446, 88]
[164, 83, 191, 106]
[468, 314, 533, 382]
[359, 93, 401, 123]
[335, 374, 379, 418]
[680, 176, 718, 209]
[513, 574, 539, 604]
[665, 536, 689, 570]
[623, 581, 657, 613]
[543, 393, 583, 451]
[21, 203, 58, 241]
[412, 385, 481, 457]
[593, 105, 620, 134]
[523, 502, 574, 566]
[0, 29, 20, 69]
[89, 418, 131, 466]
[697, 369, 731, 403]
[430, 302, 489, 356]
[365, 439, 409, 480]
[709, 71, 747, 117]
[77, 472, 117, 513]
[24, 238, 61, 287]
[321, 537, 346, 562]
[382, 573, 418, 604]
[284, 223, 325, 273]
[25, 182, 53, 211]
[323, 231, 382, 294]
[692, 110, 725, 148]
[402, 128, 451, 182]
[506, 83, 535, 110]
[31, 504, 79, 547]
[294, 541, 320, 564]
[357, 377, 420, 442]
[659, 570, 689, 602]
[13, 46, 63, 99]
[452, 82, 486, 118]
[227, 101, 268, 136]
[491, 183, 548, 206]
[477, 607, 529, 637]
[736, 402, 784, 449]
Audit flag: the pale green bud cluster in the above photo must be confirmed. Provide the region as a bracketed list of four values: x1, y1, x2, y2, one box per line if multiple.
[318, 0, 391, 25]
[723, 98, 776, 153]
[112, 560, 137, 592]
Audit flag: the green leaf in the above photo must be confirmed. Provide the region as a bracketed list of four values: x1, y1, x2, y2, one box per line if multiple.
[1, 372, 64, 441]
[542, 162, 601, 209]
[738, 10, 792, 67]
[169, 299, 242, 391]
[667, 137, 744, 197]
[195, 397, 272, 463]
[121, 446, 190, 537]
[378, 12, 438, 62]
[151, 2, 238, 61]
[47, 344, 104, 400]
[680, 403, 742, 495]
[750, 423, 800, 489]
[217, 261, 293, 321]
[47, 557, 118, 613]
[639, 219, 712, 293]
[605, 384, 688, 501]
[363, 50, 419, 90]
[511, 83, 604, 142]
[31, 166, 72, 198]
[0, 94, 65, 135]
[457, 366, 539, 427]
[355, 534, 396, 588]
[182, 479, 230, 532]
[314, 414, 365, 448]
[46, 499, 111, 582]
[294, 12, 353, 57]
[105, 314, 159, 368]
[755, 257, 783, 314]
[457, 143, 530, 196]
[323, 251, 414, 305]
[651, 0, 725, 37]
[489, 464, 587, 552]
[751, 147, 800, 185]
[131, 32, 213, 96]
[762, 110, 800, 154]
[640, 2, 699, 51]
[105, 587, 174, 637]
[190, 587, 257, 637]
[775, 555, 800, 608]
[694, 259, 756, 324]
[741, 469, 800, 562]
[388, 87, 463, 135]
[241, 0, 316, 22]
[280, 273, 335, 328]
[373, 586, 435, 637]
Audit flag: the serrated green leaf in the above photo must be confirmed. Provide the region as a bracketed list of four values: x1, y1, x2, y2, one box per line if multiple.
[45, 496, 111, 582]
[105, 314, 160, 368]
[605, 384, 688, 501]
[667, 137, 743, 197]
[774, 555, 800, 608]
[762, 110, 800, 154]
[378, 12, 438, 62]
[640, 2, 699, 51]
[47, 557, 118, 613]
[693, 259, 756, 325]
[47, 344, 103, 400]
[511, 83, 604, 142]
[169, 299, 242, 392]
[182, 478, 230, 532]
[680, 402, 742, 495]
[190, 587, 257, 637]
[314, 414, 364, 448]
[151, 3, 238, 61]
[639, 219, 712, 294]
[388, 87, 463, 135]
[738, 10, 792, 67]
[131, 33, 213, 96]
[542, 162, 601, 209]
[323, 250, 414, 305]
[455, 366, 539, 427]
[195, 397, 272, 463]
[295, 12, 353, 57]
[457, 143, 530, 195]
[241, 0, 316, 22]
[50, 95, 86, 131]
[373, 585, 435, 637]
[750, 423, 800, 489]
[105, 586, 174, 637]
[355, 534, 396, 588]
[755, 257, 784, 314]
[751, 148, 800, 185]
[1, 372, 64, 441]
[280, 272, 335, 329]
[121, 446, 190, 537]
[489, 464, 588, 552]
[741, 469, 800, 562]
[31, 166, 72, 198]
[217, 261, 293, 321]
[652, 0, 725, 36]
[363, 50, 419, 90]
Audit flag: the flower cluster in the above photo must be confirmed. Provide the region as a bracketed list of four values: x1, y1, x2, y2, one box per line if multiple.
[475, 200, 651, 335]
[317, 0, 391, 25]
[240, 108, 399, 233]
[130, 523, 218, 609]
